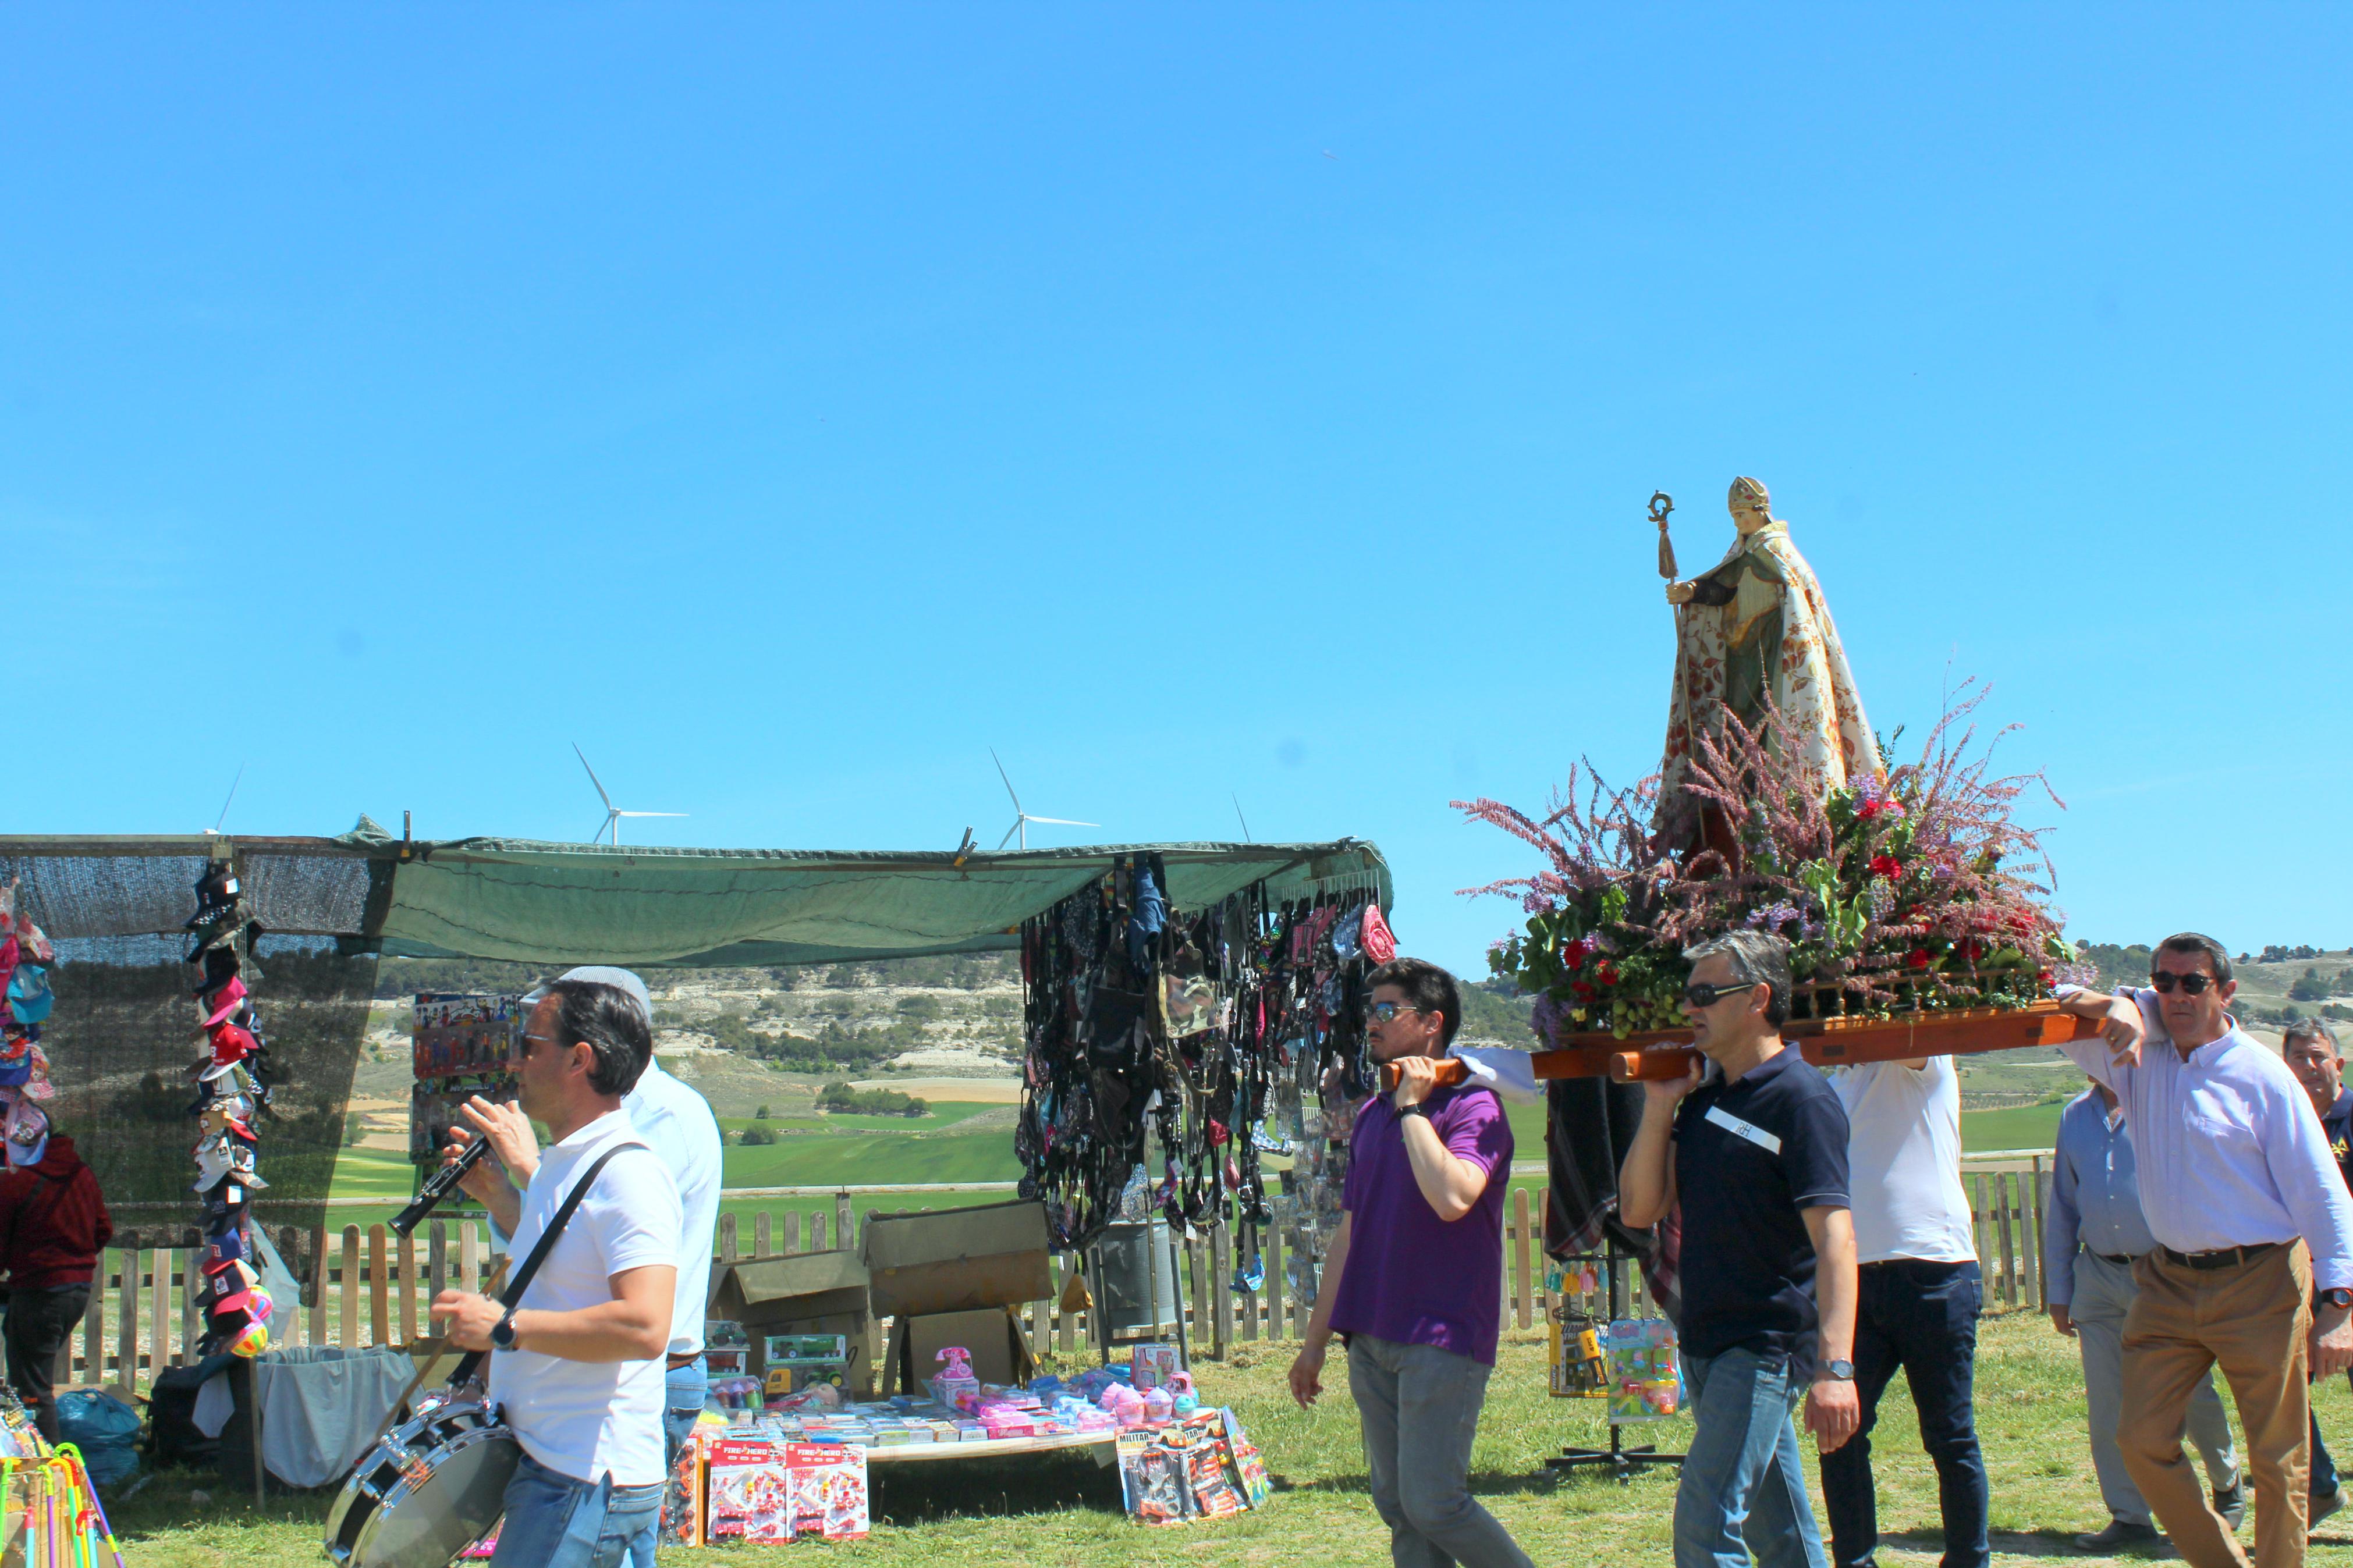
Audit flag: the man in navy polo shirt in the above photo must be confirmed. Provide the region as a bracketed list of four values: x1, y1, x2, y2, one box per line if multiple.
[1621, 930, 1861, 1568]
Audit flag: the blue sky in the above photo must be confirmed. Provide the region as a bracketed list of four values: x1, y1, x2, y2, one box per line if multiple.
[4, 7, 2346, 975]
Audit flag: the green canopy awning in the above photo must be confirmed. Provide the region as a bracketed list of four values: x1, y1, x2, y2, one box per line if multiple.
[0, 822, 1391, 969]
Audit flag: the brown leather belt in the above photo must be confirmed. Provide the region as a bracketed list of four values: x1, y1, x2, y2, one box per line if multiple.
[2160, 1242, 2281, 1271]
[667, 1352, 702, 1369]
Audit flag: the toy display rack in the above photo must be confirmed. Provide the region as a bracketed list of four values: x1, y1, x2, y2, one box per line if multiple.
[1534, 998, 2102, 1083]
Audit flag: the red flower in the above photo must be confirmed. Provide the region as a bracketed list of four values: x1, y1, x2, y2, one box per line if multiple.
[1869, 855, 1902, 878]
[1562, 938, 1591, 968]
[1858, 800, 1882, 822]
[1596, 960, 1620, 986]
[1907, 948, 1932, 970]
[1570, 980, 1594, 997]
[1960, 940, 1984, 962]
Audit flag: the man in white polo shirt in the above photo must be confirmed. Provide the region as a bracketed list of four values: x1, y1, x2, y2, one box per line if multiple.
[1818, 1054, 1989, 1568]
[434, 977, 680, 1568]
[456, 966, 725, 1496]
[552, 966, 724, 1485]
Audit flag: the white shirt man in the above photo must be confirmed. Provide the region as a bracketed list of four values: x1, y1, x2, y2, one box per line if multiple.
[1818, 1056, 1989, 1568]
[436, 979, 680, 1568]
[553, 966, 726, 1488]
[2058, 934, 2353, 1568]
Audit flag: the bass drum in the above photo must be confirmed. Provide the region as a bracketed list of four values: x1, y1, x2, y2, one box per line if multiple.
[326, 1392, 520, 1568]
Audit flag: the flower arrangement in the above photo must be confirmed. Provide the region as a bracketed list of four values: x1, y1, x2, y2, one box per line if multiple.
[1457, 684, 2087, 1042]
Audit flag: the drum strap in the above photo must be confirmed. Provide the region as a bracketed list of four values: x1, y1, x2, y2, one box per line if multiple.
[448, 1139, 650, 1388]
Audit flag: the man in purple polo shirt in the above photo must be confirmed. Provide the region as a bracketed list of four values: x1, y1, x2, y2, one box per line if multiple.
[1288, 957, 1532, 1568]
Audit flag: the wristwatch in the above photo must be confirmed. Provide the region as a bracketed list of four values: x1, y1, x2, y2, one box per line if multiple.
[1818, 1358, 1855, 1381]
[489, 1308, 520, 1352]
[1398, 1101, 1433, 1119]
[2322, 1288, 2353, 1311]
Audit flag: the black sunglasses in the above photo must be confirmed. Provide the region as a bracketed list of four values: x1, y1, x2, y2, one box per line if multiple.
[1683, 980, 1759, 1009]
[2150, 972, 2219, 995]
[1362, 1001, 1423, 1024]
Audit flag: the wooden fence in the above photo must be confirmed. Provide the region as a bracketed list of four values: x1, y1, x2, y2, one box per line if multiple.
[68, 1165, 2060, 1393]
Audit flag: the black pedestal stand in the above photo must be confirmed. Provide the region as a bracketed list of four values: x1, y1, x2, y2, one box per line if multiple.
[1544, 1248, 1684, 1485]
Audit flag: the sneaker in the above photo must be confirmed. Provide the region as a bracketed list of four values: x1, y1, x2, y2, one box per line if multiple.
[2313, 1488, 2345, 1534]
[2214, 1478, 2247, 1530]
[2074, 1519, 2162, 1553]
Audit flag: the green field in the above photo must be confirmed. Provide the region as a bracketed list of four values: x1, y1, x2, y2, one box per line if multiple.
[100, 1309, 2353, 1567]
[1961, 1104, 2066, 1154]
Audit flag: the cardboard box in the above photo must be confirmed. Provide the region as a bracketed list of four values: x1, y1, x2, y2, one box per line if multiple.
[898, 1306, 1035, 1392]
[863, 1200, 1052, 1318]
[708, 1250, 876, 1398]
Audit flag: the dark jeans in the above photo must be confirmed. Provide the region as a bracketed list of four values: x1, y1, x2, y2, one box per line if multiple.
[1818, 1259, 1988, 1568]
[3, 1285, 91, 1443]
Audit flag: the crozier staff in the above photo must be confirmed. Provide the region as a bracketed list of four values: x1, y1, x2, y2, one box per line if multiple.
[1287, 957, 1534, 1568]
[431, 978, 680, 1568]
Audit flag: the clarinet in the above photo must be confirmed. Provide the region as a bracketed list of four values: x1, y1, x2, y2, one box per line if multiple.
[391, 1132, 492, 1237]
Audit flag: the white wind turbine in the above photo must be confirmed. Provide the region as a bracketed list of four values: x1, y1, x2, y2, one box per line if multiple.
[574, 744, 687, 846]
[991, 749, 1096, 851]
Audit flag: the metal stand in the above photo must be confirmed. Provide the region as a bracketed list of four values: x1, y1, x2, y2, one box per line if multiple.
[1084, 1218, 1191, 1371]
[1545, 1248, 1683, 1485]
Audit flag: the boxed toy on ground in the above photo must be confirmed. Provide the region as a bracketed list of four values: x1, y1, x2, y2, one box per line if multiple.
[707, 1438, 869, 1543]
[1114, 1409, 1269, 1527]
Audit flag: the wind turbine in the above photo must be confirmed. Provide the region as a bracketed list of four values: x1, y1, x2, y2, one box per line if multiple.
[990, 749, 1095, 851]
[574, 744, 686, 846]
[204, 764, 246, 837]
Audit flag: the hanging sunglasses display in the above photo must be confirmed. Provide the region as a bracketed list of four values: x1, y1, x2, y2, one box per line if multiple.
[1014, 856, 1394, 1317]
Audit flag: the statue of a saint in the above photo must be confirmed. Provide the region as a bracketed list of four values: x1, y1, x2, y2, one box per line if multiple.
[1658, 477, 1880, 831]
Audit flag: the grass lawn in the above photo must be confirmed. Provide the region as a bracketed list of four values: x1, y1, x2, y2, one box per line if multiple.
[98, 1309, 2353, 1566]
[1961, 1104, 2067, 1154]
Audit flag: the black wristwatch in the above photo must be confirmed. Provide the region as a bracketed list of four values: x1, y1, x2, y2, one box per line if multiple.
[1817, 1358, 1855, 1382]
[490, 1308, 520, 1352]
[1398, 1101, 1433, 1119]
[2322, 1288, 2353, 1311]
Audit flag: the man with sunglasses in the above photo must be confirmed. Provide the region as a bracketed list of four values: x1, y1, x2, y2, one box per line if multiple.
[2056, 935, 2353, 1568]
[1620, 930, 1859, 1568]
[1287, 957, 1534, 1568]
[433, 977, 682, 1568]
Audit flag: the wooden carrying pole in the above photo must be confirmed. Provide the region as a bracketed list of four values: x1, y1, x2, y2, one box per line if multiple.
[1528, 999, 2106, 1084]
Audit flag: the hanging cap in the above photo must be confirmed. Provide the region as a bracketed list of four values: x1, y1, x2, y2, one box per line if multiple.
[201, 977, 249, 1029]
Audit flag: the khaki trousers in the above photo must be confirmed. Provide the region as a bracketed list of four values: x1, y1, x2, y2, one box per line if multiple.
[2122, 1242, 2312, 1568]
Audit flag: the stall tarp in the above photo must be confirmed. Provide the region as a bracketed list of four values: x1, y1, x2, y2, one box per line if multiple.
[0, 824, 1391, 968]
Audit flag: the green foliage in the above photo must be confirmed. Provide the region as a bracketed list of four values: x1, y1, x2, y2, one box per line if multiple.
[817, 1082, 928, 1117]
[343, 1112, 366, 1147]
[2072, 942, 2153, 993]
[738, 1125, 778, 1146]
[754, 1104, 770, 1119]
[2291, 968, 2342, 1002]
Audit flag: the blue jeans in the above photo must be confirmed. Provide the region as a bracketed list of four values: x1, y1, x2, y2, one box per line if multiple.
[1818, 1260, 1987, 1568]
[1676, 1346, 1829, 1568]
[661, 1356, 708, 1475]
[491, 1451, 663, 1568]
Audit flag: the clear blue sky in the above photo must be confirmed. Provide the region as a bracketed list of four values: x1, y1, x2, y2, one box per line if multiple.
[5, 7, 2346, 975]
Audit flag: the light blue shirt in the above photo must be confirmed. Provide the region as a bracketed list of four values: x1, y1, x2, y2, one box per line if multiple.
[2058, 984, 2353, 1290]
[2043, 1089, 2156, 1307]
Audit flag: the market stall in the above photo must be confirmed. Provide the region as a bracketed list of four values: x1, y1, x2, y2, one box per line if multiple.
[0, 830, 1389, 1535]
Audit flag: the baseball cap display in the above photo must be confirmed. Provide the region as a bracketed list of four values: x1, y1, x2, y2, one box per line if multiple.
[6, 965, 52, 1026]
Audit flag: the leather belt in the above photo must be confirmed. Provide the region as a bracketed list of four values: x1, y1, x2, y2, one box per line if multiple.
[2160, 1242, 2281, 1271]
[2095, 1251, 2136, 1267]
[667, 1352, 703, 1370]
